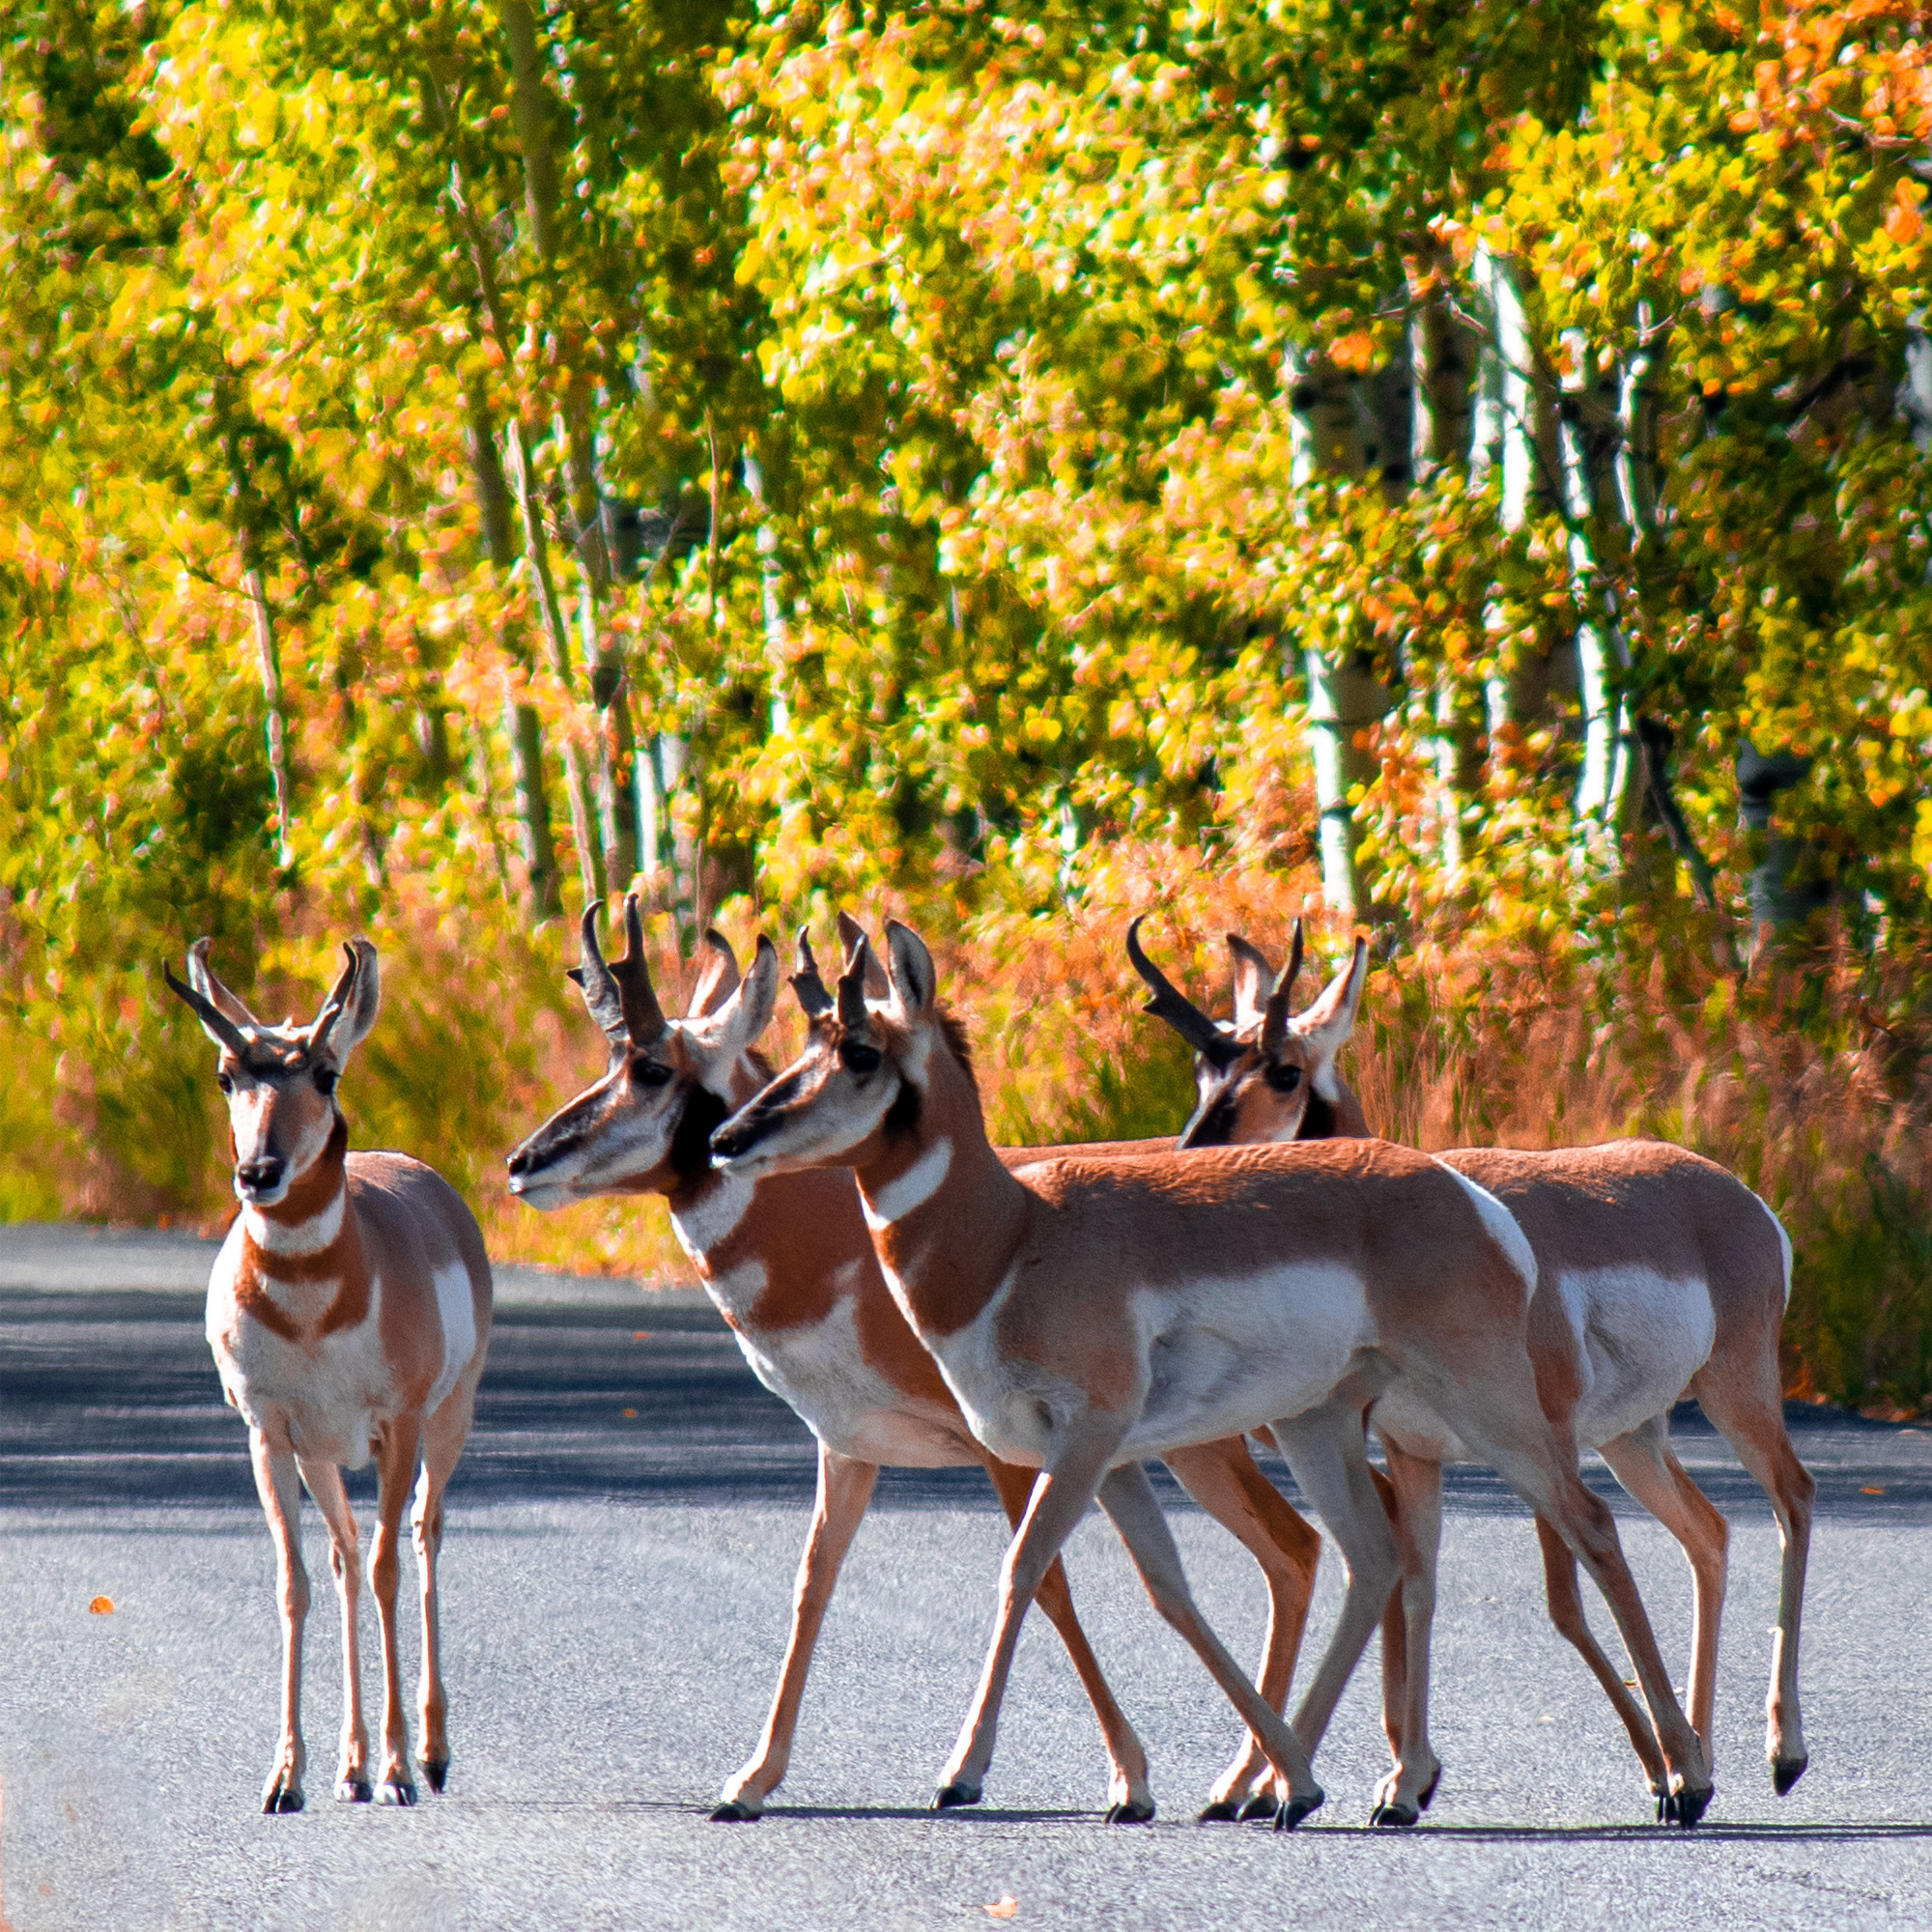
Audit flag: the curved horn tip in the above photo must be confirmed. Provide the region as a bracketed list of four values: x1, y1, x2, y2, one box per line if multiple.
[623, 894, 645, 957]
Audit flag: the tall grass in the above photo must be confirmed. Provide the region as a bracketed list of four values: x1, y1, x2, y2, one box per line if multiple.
[3, 847, 1926, 1410]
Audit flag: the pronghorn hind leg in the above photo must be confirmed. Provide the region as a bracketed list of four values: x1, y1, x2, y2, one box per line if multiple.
[1160, 1435, 1321, 1822]
[1366, 1439, 1445, 1830]
[1600, 1416, 1730, 1769]
[1691, 1360, 1815, 1794]
[369, 1417, 424, 1805]
[1532, 1514, 1669, 1797]
[982, 1455, 1153, 1823]
[412, 1389, 473, 1796]
[715, 1444, 879, 1821]
[297, 1455, 371, 1803]
[1092, 1461, 1324, 1829]
[248, 1430, 310, 1814]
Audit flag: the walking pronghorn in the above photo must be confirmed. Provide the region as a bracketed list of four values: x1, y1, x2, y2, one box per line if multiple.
[165, 938, 493, 1812]
[1128, 917, 1813, 1820]
[710, 920, 1715, 1827]
[503, 898, 1324, 1821]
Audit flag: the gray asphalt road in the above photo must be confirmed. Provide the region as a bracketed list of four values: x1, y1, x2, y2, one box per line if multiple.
[2, 1247, 1932, 1928]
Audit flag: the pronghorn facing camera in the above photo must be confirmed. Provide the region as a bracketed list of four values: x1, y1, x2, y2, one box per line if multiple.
[1130, 918, 1813, 1818]
[711, 919, 1714, 1828]
[503, 899, 1324, 1823]
[165, 938, 493, 1812]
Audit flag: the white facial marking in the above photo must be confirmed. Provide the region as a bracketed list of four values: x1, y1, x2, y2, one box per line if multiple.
[426, 1260, 478, 1415]
[246, 1186, 346, 1256]
[861, 1138, 952, 1232]
[671, 1171, 755, 1259]
[1438, 1163, 1538, 1296]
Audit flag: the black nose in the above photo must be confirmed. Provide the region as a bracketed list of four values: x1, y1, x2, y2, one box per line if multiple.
[506, 1144, 533, 1177]
[237, 1157, 285, 1193]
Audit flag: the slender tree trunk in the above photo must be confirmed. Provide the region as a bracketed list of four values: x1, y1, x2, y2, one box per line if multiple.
[226, 438, 294, 869]
[468, 384, 560, 918]
[743, 449, 791, 735]
[1288, 349, 1385, 915]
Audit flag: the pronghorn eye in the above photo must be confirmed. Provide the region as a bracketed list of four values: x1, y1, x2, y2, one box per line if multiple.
[1265, 1063, 1303, 1094]
[312, 1066, 338, 1097]
[839, 1041, 882, 1075]
[632, 1059, 673, 1089]
[216, 1072, 235, 1096]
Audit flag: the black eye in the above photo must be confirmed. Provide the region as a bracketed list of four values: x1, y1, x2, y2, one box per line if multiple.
[313, 1066, 338, 1098]
[840, 1041, 882, 1075]
[216, 1072, 235, 1095]
[1265, 1064, 1303, 1094]
[633, 1059, 674, 1089]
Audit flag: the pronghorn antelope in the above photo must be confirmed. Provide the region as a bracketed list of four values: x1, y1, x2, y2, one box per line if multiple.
[1128, 918, 1813, 1820]
[709, 920, 1715, 1828]
[503, 898, 1325, 1822]
[165, 939, 493, 1812]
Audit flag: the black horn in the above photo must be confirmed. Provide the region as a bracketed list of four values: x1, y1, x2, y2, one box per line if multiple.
[792, 927, 835, 1018]
[306, 943, 361, 1058]
[610, 894, 668, 1043]
[837, 935, 874, 1033]
[163, 957, 252, 1058]
[1258, 920, 1306, 1057]
[566, 901, 630, 1042]
[1125, 916, 1239, 1067]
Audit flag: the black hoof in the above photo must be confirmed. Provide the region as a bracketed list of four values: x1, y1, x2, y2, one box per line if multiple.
[1369, 1801, 1419, 1830]
[931, 1783, 981, 1811]
[1103, 1800, 1154, 1825]
[1772, 1754, 1808, 1797]
[1236, 1793, 1278, 1822]
[263, 1785, 304, 1815]
[1417, 1769, 1441, 1813]
[709, 1800, 762, 1822]
[335, 1777, 372, 1804]
[1656, 1790, 1672, 1824]
[377, 1780, 417, 1808]
[1272, 1789, 1324, 1832]
[1197, 1799, 1241, 1823]
[1671, 1783, 1713, 1830]
[423, 1760, 448, 1796]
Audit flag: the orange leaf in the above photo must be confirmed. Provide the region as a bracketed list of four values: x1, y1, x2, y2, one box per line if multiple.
[1862, 1485, 1885, 1494]
[632, 1331, 652, 1340]
[1330, 330, 1376, 374]
[622, 1408, 638, 1419]
[88, 1596, 114, 1614]
[984, 1900, 1019, 1920]
[1887, 199, 1922, 245]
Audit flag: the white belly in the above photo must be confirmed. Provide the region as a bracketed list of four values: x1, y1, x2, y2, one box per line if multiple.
[1564, 1265, 1717, 1446]
[734, 1295, 979, 1468]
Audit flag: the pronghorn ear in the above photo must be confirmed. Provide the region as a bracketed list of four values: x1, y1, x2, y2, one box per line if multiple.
[1225, 934, 1275, 1033]
[881, 920, 936, 1019]
[692, 935, 779, 1055]
[1293, 934, 1369, 1068]
[837, 911, 890, 1001]
[310, 939, 381, 1065]
[688, 928, 742, 1020]
[187, 938, 263, 1031]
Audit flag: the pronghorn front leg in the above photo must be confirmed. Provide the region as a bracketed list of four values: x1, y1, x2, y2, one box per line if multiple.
[1367, 1438, 1445, 1828]
[932, 1419, 1131, 1812]
[1161, 1437, 1321, 1821]
[369, 1418, 424, 1804]
[248, 1430, 310, 1814]
[412, 1393, 473, 1796]
[980, 1456, 1153, 1823]
[714, 1445, 880, 1821]
[297, 1456, 371, 1803]
[1093, 1462, 1326, 1829]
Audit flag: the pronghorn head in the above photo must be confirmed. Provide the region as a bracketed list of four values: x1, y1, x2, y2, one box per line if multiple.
[710, 915, 966, 1180]
[503, 895, 780, 1210]
[1127, 917, 1370, 1149]
[164, 937, 381, 1208]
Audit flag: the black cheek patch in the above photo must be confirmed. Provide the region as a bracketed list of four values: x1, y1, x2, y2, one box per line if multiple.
[671, 1084, 731, 1184]
[1297, 1091, 1340, 1141]
[1185, 1092, 1239, 1149]
[881, 1075, 922, 1144]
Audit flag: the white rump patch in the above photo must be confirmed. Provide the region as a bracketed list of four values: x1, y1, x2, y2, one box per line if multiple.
[426, 1260, 477, 1415]
[1558, 1264, 1717, 1447]
[1750, 1188, 1795, 1308]
[672, 1172, 755, 1259]
[1439, 1163, 1538, 1296]
[861, 1138, 952, 1231]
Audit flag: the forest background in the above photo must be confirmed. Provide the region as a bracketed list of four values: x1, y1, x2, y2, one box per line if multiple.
[6, 0, 1932, 1406]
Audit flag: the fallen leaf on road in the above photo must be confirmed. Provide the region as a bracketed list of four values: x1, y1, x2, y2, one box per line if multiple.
[983, 1900, 1018, 1920]
[622, 1408, 638, 1418]
[633, 1331, 651, 1340]
[1862, 1486, 1885, 1494]
[89, 1596, 114, 1614]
